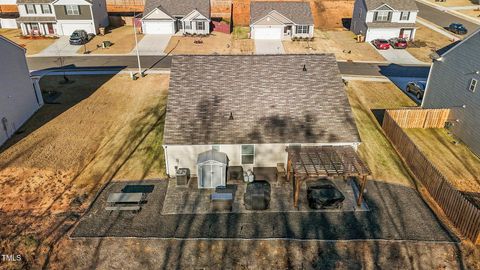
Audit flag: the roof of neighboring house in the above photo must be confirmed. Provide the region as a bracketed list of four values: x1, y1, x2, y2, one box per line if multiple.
[436, 28, 480, 57]
[364, 0, 418, 11]
[250, 1, 313, 25]
[0, 35, 26, 53]
[143, 0, 210, 19]
[16, 16, 56, 22]
[16, 0, 54, 3]
[366, 22, 416, 28]
[163, 54, 361, 145]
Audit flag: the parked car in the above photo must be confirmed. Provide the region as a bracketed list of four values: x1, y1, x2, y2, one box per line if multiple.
[371, 39, 390, 50]
[406, 81, 427, 99]
[69, 30, 94, 45]
[448, 23, 467, 35]
[389, 38, 408, 49]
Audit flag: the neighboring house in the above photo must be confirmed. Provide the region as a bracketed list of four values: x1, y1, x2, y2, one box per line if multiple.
[163, 54, 362, 179]
[0, 0, 19, 28]
[142, 0, 210, 35]
[422, 29, 480, 157]
[350, 0, 418, 42]
[250, 1, 314, 40]
[0, 36, 43, 146]
[16, 0, 108, 36]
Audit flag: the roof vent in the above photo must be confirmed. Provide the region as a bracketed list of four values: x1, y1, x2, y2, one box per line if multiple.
[229, 112, 234, 120]
[302, 65, 307, 72]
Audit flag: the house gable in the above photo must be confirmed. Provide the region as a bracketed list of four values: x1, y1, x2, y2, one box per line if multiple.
[52, 0, 92, 6]
[144, 6, 174, 20]
[181, 9, 210, 21]
[374, 3, 394, 11]
[251, 10, 294, 26]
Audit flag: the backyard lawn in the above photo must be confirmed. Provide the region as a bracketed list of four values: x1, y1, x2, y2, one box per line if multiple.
[407, 24, 455, 62]
[0, 74, 168, 269]
[404, 128, 480, 194]
[0, 29, 56, 55]
[345, 81, 417, 186]
[283, 29, 386, 62]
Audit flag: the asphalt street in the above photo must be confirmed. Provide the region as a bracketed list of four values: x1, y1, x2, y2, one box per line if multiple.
[27, 55, 431, 78]
[416, 1, 480, 32]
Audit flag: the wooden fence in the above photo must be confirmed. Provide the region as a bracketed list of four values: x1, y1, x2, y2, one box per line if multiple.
[382, 108, 480, 245]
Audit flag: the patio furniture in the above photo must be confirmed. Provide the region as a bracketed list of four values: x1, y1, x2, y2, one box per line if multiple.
[105, 192, 145, 211]
[244, 180, 271, 210]
[211, 192, 233, 211]
[306, 179, 345, 210]
[228, 166, 244, 181]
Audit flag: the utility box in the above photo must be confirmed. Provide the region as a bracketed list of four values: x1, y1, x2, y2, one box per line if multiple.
[176, 168, 190, 186]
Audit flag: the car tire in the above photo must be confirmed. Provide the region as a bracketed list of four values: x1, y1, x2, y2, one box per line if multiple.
[416, 93, 421, 99]
[406, 86, 410, 93]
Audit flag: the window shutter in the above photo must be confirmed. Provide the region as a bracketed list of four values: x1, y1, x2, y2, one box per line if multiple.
[387, 12, 392, 21]
[374, 12, 378, 21]
[78, 5, 81, 15]
[64, 6, 68, 14]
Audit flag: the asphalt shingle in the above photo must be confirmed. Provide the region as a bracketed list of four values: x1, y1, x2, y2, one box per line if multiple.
[250, 1, 314, 25]
[143, 0, 210, 19]
[364, 0, 418, 11]
[163, 54, 361, 145]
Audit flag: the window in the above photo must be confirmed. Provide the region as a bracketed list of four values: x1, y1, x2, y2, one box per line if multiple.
[184, 21, 192, 30]
[374, 11, 390, 22]
[400, 11, 410, 21]
[469, 78, 477, 92]
[65, 5, 80, 15]
[196, 21, 205, 31]
[41, 4, 51, 14]
[295, 25, 309, 34]
[241, 145, 254, 165]
[25, 4, 36, 14]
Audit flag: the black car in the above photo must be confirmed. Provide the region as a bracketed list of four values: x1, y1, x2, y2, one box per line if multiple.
[448, 23, 467, 35]
[69, 30, 93, 45]
[406, 81, 427, 100]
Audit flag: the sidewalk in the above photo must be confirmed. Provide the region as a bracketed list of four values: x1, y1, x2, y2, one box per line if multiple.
[417, 17, 461, 41]
[417, 0, 480, 24]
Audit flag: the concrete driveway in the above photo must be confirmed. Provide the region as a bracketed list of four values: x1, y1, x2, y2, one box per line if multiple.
[255, 39, 285, 54]
[132, 34, 171, 55]
[36, 36, 81, 56]
[373, 46, 425, 65]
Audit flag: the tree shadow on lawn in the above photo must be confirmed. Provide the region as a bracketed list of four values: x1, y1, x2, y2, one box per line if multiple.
[0, 74, 117, 154]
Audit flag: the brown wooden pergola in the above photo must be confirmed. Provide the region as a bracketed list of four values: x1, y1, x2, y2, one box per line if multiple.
[286, 146, 371, 208]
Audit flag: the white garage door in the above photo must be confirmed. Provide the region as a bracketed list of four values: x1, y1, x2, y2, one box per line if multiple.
[253, 27, 282, 40]
[366, 28, 399, 42]
[61, 23, 92, 36]
[144, 21, 174, 34]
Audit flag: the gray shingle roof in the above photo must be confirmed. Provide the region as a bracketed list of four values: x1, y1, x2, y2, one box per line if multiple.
[163, 54, 361, 145]
[364, 0, 418, 11]
[366, 22, 416, 28]
[143, 0, 210, 19]
[16, 16, 56, 22]
[250, 1, 313, 25]
[16, 0, 54, 3]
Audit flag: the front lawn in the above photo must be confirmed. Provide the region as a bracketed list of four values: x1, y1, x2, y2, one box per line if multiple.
[78, 26, 144, 55]
[0, 29, 57, 55]
[407, 24, 455, 62]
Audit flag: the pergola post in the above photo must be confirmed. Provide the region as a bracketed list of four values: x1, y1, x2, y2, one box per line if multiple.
[356, 175, 367, 206]
[293, 174, 302, 208]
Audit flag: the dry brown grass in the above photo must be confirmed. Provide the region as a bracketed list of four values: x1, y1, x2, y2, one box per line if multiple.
[0, 74, 168, 269]
[164, 31, 254, 55]
[406, 24, 456, 62]
[345, 81, 417, 186]
[458, 8, 480, 20]
[78, 26, 144, 55]
[0, 29, 57, 55]
[404, 128, 480, 193]
[283, 29, 386, 61]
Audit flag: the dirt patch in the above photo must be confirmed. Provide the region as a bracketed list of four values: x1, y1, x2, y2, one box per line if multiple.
[44, 238, 469, 269]
[0, 74, 168, 268]
[78, 26, 144, 55]
[232, 0, 354, 28]
[164, 31, 254, 55]
[458, 8, 480, 20]
[0, 29, 57, 55]
[404, 128, 480, 194]
[406, 24, 455, 62]
[283, 29, 385, 61]
[345, 81, 417, 186]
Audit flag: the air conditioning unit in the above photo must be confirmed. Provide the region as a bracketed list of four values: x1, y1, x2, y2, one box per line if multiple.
[176, 168, 190, 186]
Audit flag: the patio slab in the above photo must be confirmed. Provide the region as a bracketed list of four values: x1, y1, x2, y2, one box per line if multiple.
[161, 178, 368, 214]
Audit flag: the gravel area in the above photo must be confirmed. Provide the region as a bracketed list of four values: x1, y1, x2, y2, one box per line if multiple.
[72, 180, 455, 242]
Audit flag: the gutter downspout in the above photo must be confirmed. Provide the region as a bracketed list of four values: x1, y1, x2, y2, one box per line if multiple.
[163, 145, 170, 177]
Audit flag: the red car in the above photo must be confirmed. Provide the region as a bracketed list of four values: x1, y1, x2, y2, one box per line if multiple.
[371, 39, 390, 50]
[389, 38, 408, 49]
